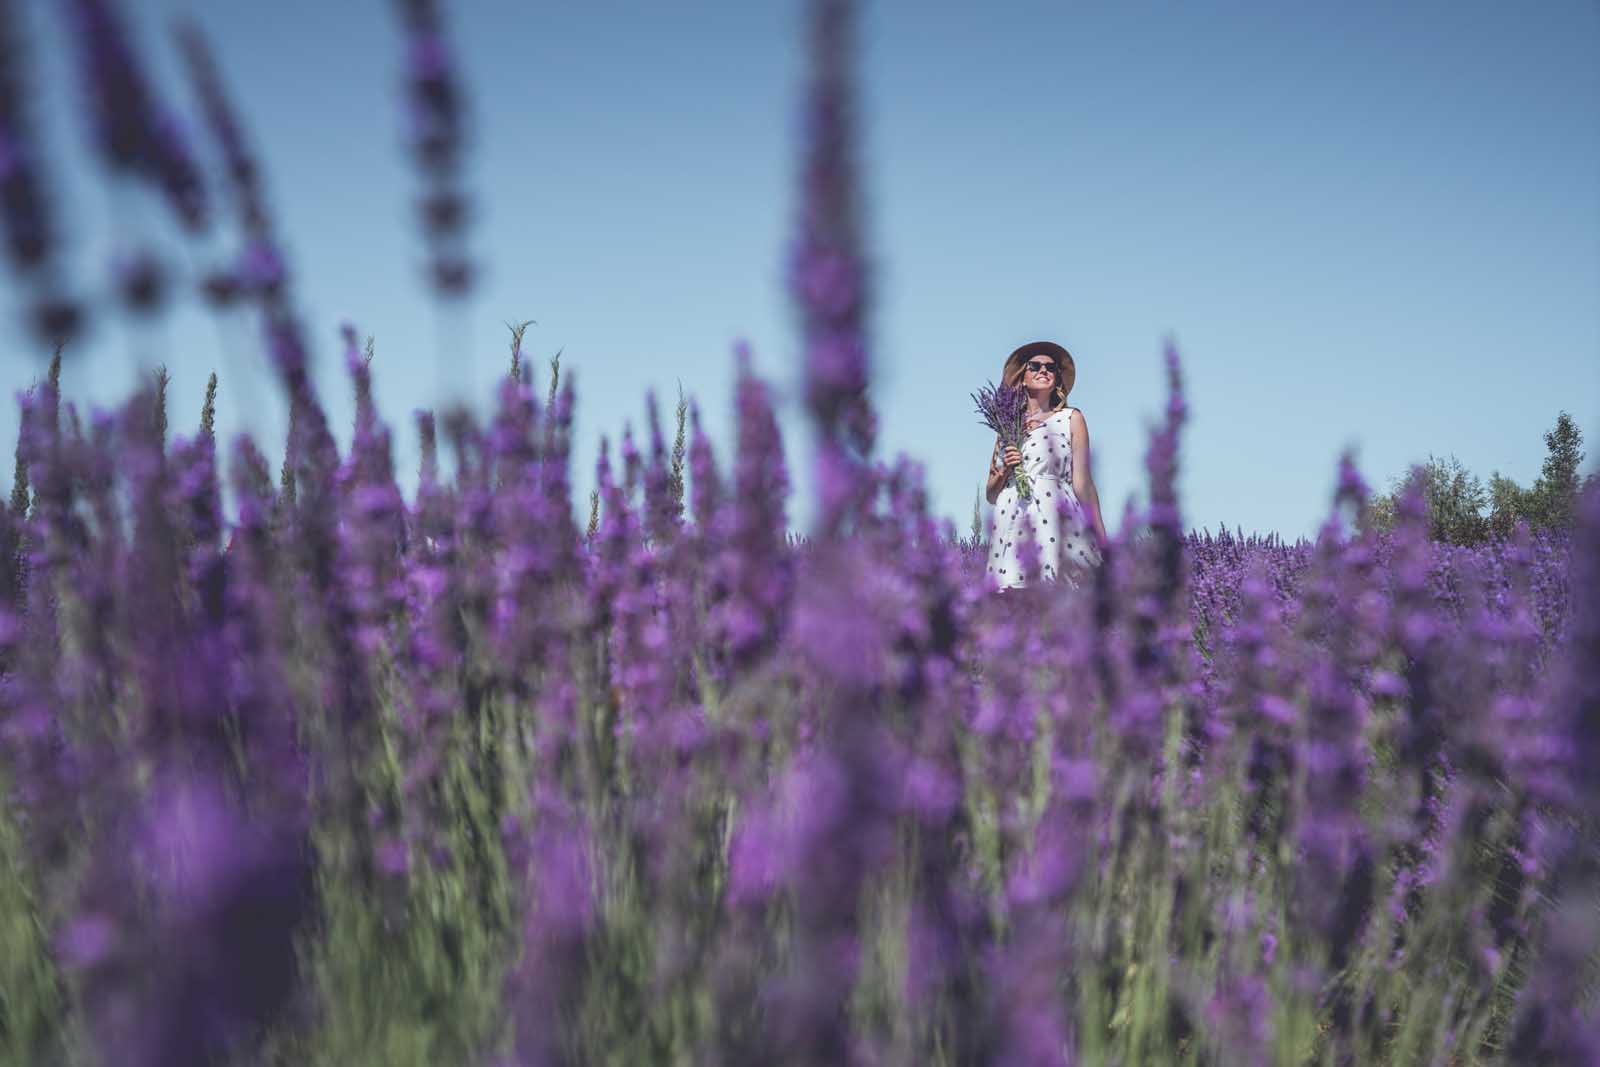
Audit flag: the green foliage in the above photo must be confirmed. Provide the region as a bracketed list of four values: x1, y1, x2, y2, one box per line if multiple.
[505, 319, 535, 384]
[1532, 411, 1585, 529]
[1487, 473, 1532, 540]
[547, 348, 563, 415]
[1367, 412, 1594, 542]
[1363, 454, 1489, 544]
[6, 347, 65, 519]
[293, 732, 519, 1067]
[152, 364, 171, 453]
[279, 396, 299, 511]
[44, 351, 60, 434]
[8, 392, 30, 520]
[668, 382, 689, 520]
[0, 791, 66, 1067]
[45, 347, 61, 396]
[417, 410, 439, 488]
[199, 371, 219, 442]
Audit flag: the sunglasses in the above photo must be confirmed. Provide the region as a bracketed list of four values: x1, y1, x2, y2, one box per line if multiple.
[1024, 360, 1057, 375]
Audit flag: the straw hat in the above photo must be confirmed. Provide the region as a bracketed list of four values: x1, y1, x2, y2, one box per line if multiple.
[1005, 340, 1076, 402]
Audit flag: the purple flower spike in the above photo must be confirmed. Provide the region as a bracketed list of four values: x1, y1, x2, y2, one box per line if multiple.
[0, 2, 82, 344]
[709, 348, 792, 671]
[62, 0, 208, 233]
[687, 400, 721, 532]
[0, 1, 55, 270]
[177, 20, 300, 318]
[792, 0, 874, 536]
[390, 0, 474, 296]
[1509, 484, 1600, 1061]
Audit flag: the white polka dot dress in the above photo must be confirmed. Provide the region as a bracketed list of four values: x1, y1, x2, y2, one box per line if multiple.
[985, 407, 1101, 591]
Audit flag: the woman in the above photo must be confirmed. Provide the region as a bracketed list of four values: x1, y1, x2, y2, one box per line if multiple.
[984, 341, 1107, 590]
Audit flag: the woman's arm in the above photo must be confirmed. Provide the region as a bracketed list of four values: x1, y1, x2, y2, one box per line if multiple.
[985, 436, 1019, 506]
[985, 437, 1005, 506]
[1069, 410, 1109, 546]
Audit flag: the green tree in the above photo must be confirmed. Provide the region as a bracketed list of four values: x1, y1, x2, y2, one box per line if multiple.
[1369, 412, 1594, 542]
[1487, 472, 1532, 539]
[1364, 454, 1489, 545]
[1528, 411, 1585, 529]
[1484, 412, 1589, 536]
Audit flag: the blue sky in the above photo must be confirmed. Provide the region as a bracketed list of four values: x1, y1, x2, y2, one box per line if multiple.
[2, 0, 1596, 539]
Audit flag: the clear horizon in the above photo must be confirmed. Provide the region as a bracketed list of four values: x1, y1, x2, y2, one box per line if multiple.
[2, 0, 1596, 539]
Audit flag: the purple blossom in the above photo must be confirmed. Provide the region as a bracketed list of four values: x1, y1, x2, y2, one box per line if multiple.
[972, 378, 1034, 500]
[390, 0, 474, 295]
[62, 0, 207, 233]
[793, 0, 873, 536]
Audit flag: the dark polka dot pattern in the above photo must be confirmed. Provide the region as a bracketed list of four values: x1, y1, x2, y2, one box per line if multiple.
[984, 407, 1100, 592]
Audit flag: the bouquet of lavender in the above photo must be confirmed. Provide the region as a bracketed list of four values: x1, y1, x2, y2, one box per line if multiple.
[973, 379, 1033, 500]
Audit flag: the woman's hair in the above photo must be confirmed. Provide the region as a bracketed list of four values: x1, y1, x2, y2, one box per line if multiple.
[1001, 349, 1070, 412]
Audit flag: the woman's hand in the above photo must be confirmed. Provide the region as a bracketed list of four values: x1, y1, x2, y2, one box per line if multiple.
[986, 438, 1023, 505]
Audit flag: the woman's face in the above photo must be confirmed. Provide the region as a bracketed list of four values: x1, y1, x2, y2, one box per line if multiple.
[1021, 356, 1058, 396]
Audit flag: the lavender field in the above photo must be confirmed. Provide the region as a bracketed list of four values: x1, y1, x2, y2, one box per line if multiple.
[2, 1, 1598, 1065]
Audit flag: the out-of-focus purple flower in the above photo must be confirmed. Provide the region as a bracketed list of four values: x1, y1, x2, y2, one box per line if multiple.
[176, 20, 304, 324]
[390, 0, 474, 296]
[1130, 343, 1190, 712]
[642, 390, 682, 546]
[336, 325, 407, 659]
[67, 769, 309, 1067]
[1508, 485, 1600, 1061]
[789, 554, 886, 690]
[55, 912, 117, 969]
[587, 436, 631, 632]
[0, 0, 78, 344]
[175, 22, 263, 226]
[62, 0, 208, 233]
[686, 400, 721, 533]
[506, 805, 595, 1066]
[1205, 974, 1272, 1067]
[899, 755, 961, 821]
[792, 0, 873, 537]
[608, 454, 672, 717]
[1289, 471, 1386, 977]
[222, 435, 308, 806]
[707, 348, 793, 672]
